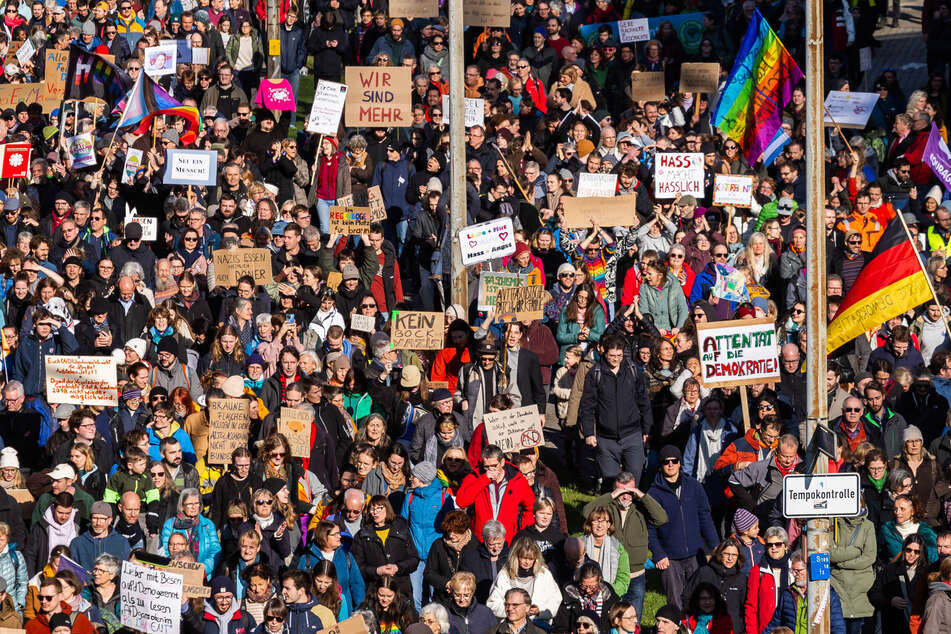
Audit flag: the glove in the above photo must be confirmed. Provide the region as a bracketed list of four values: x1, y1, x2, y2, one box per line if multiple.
[300, 67, 309, 76]
[890, 597, 908, 609]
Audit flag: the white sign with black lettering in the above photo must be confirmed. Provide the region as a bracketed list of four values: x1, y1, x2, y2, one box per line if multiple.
[119, 559, 182, 634]
[782, 473, 861, 518]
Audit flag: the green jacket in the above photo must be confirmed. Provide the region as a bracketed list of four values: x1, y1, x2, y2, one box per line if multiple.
[582, 492, 668, 573]
[829, 515, 877, 619]
[31, 488, 94, 526]
[103, 468, 159, 505]
[225, 33, 265, 72]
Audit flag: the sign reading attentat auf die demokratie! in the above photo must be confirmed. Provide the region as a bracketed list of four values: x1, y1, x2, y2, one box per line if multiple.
[207, 398, 250, 464]
[459, 217, 516, 266]
[697, 318, 780, 388]
[164, 149, 218, 186]
[654, 152, 704, 198]
[483, 405, 544, 453]
[345, 66, 412, 127]
[46, 355, 118, 406]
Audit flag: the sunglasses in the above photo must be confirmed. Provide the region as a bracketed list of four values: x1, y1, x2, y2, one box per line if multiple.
[766, 541, 785, 548]
[256, 499, 273, 506]
[361, 303, 376, 308]
[662, 458, 680, 465]
[39, 595, 57, 601]
[905, 547, 921, 553]
[265, 616, 285, 623]
[844, 407, 862, 413]
[713, 252, 728, 258]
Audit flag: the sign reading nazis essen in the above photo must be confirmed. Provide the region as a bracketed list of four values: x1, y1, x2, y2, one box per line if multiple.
[391, 311, 443, 350]
[697, 318, 780, 388]
[213, 248, 273, 286]
[46, 355, 118, 406]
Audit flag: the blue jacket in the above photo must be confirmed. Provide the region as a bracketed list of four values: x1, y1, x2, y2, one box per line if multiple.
[372, 158, 415, 216]
[279, 23, 307, 73]
[285, 597, 324, 634]
[400, 480, 453, 560]
[880, 520, 937, 564]
[12, 328, 78, 398]
[646, 471, 720, 561]
[147, 422, 197, 464]
[766, 585, 846, 634]
[298, 545, 365, 609]
[69, 530, 132, 572]
[160, 515, 222, 578]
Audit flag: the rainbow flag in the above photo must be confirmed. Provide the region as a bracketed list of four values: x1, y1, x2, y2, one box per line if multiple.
[118, 72, 201, 145]
[712, 10, 803, 162]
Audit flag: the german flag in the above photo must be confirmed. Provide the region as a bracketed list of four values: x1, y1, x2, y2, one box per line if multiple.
[826, 218, 932, 353]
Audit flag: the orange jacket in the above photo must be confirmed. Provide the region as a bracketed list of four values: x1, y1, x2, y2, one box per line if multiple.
[713, 427, 776, 473]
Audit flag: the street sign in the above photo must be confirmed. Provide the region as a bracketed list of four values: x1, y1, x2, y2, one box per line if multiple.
[782, 473, 861, 518]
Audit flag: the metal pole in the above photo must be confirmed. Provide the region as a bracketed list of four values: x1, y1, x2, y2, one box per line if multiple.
[266, 0, 280, 79]
[447, 0, 468, 308]
[805, 0, 830, 631]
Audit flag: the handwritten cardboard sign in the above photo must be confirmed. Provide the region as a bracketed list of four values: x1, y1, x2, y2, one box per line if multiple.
[389, 0, 438, 17]
[495, 285, 551, 322]
[367, 185, 386, 222]
[164, 149, 218, 186]
[478, 271, 525, 311]
[316, 614, 369, 634]
[207, 398, 250, 464]
[141, 559, 209, 598]
[326, 271, 342, 290]
[679, 62, 720, 93]
[212, 248, 273, 287]
[561, 195, 638, 228]
[463, 0, 509, 26]
[713, 174, 754, 207]
[618, 18, 650, 43]
[307, 79, 348, 135]
[631, 71, 666, 102]
[120, 560, 182, 634]
[45, 50, 69, 101]
[459, 217, 516, 266]
[125, 214, 158, 241]
[442, 94, 485, 128]
[351, 313, 376, 333]
[329, 206, 372, 234]
[0, 82, 61, 112]
[575, 173, 618, 198]
[483, 405, 544, 453]
[391, 310, 443, 350]
[824, 91, 878, 129]
[654, 153, 704, 199]
[279, 407, 313, 458]
[345, 67, 412, 128]
[46, 356, 118, 406]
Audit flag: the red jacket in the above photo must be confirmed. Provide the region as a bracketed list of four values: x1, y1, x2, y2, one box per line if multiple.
[455, 464, 536, 543]
[26, 604, 96, 634]
[904, 128, 934, 185]
[745, 561, 788, 634]
[681, 614, 733, 634]
[524, 76, 548, 114]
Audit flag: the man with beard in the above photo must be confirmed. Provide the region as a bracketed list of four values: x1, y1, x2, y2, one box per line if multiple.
[766, 552, 846, 631]
[200, 65, 248, 121]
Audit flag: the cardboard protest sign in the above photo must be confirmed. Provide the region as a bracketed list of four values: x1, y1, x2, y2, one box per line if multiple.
[575, 173, 618, 198]
[46, 356, 118, 406]
[391, 311, 443, 350]
[561, 195, 638, 228]
[351, 313, 376, 333]
[712, 174, 754, 207]
[212, 248, 273, 287]
[697, 318, 780, 388]
[483, 405, 544, 452]
[389, 0, 438, 17]
[631, 71, 666, 101]
[15, 38, 35, 66]
[367, 185, 386, 222]
[654, 153, 704, 198]
[824, 91, 877, 129]
[46, 50, 69, 100]
[120, 560, 182, 634]
[336, 194, 354, 206]
[329, 206, 372, 234]
[0, 82, 61, 112]
[459, 217, 516, 266]
[122, 148, 143, 185]
[442, 94, 485, 127]
[478, 271, 524, 311]
[125, 213, 158, 241]
[279, 407, 313, 458]
[618, 18, 650, 42]
[140, 559, 209, 598]
[463, 0, 509, 26]
[207, 398, 250, 464]
[495, 285, 552, 322]
[65, 133, 95, 168]
[164, 149, 218, 186]
[345, 67, 412, 127]
[307, 80, 348, 135]
[316, 614, 369, 634]
[679, 63, 720, 93]
[326, 271, 342, 290]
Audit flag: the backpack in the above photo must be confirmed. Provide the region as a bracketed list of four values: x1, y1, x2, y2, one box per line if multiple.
[588, 359, 640, 391]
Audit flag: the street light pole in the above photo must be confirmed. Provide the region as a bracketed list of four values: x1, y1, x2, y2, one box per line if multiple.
[447, 0, 468, 309]
[266, 0, 280, 79]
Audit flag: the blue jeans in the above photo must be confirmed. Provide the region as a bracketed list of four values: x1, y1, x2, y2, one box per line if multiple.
[283, 69, 301, 127]
[395, 218, 408, 258]
[316, 198, 332, 235]
[623, 573, 646, 624]
[409, 559, 426, 612]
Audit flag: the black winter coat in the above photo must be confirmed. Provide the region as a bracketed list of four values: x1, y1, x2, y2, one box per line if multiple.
[551, 583, 618, 634]
[682, 560, 748, 634]
[459, 542, 509, 604]
[351, 516, 420, 598]
[446, 600, 498, 634]
[424, 537, 479, 605]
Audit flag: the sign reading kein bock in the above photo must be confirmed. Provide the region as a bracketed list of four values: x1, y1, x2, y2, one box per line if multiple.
[119, 560, 182, 634]
[782, 473, 861, 518]
[207, 398, 250, 464]
[46, 356, 118, 406]
[483, 405, 544, 453]
[697, 318, 780, 388]
[391, 311, 443, 350]
[213, 248, 273, 286]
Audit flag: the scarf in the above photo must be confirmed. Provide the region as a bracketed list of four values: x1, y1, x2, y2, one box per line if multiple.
[692, 614, 714, 634]
[43, 505, 78, 551]
[424, 430, 464, 464]
[150, 325, 174, 345]
[578, 586, 603, 613]
[381, 464, 406, 491]
[895, 518, 920, 541]
[253, 513, 274, 532]
[172, 513, 202, 559]
[764, 551, 791, 598]
[278, 372, 300, 403]
[245, 377, 265, 392]
[868, 471, 887, 492]
[581, 533, 620, 584]
[696, 421, 726, 482]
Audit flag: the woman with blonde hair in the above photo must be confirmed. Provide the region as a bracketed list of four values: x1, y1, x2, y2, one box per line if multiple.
[252, 433, 310, 516]
[444, 572, 495, 634]
[485, 535, 561, 622]
[737, 231, 778, 291]
[143, 304, 187, 364]
[67, 443, 105, 500]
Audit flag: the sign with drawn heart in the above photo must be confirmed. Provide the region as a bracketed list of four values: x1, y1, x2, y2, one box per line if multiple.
[459, 217, 516, 266]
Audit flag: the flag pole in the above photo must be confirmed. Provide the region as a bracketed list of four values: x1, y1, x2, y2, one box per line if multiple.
[93, 72, 141, 209]
[895, 210, 951, 344]
[306, 133, 325, 207]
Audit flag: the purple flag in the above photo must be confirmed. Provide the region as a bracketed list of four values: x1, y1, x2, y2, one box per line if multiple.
[924, 123, 951, 192]
[57, 554, 89, 584]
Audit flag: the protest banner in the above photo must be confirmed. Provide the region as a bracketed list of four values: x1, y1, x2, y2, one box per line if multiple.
[679, 63, 720, 93]
[46, 356, 118, 406]
[0, 83, 61, 112]
[326, 271, 342, 290]
[483, 405, 544, 453]
[561, 195, 638, 228]
[389, 0, 438, 17]
[351, 313, 376, 333]
[144, 43, 176, 76]
[463, 0, 509, 26]
[307, 80, 348, 135]
[391, 311, 443, 350]
[618, 18, 650, 42]
[207, 398, 250, 464]
[212, 248, 273, 286]
[478, 271, 524, 311]
[495, 285, 552, 322]
[575, 173, 618, 198]
[712, 174, 754, 207]
[329, 206, 372, 234]
[120, 560, 182, 634]
[441, 95, 485, 127]
[344, 67, 412, 127]
[317, 614, 369, 634]
[459, 217, 516, 266]
[46, 50, 69, 99]
[367, 185, 386, 222]
[925, 123, 951, 192]
[125, 213, 158, 241]
[631, 71, 666, 101]
[654, 153, 704, 198]
[164, 149, 218, 186]
[65, 133, 95, 168]
[122, 148, 143, 185]
[279, 407, 313, 458]
[0, 142, 30, 179]
[823, 91, 878, 129]
[697, 318, 780, 388]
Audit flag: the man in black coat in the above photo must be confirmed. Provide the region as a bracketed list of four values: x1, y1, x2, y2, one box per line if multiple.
[497, 323, 547, 422]
[209, 447, 263, 526]
[107, 275, 151, 348]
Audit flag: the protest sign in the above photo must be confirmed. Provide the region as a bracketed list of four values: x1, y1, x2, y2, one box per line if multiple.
[191, 48, 209, 65]
[0, 83, 61, 112]
[713, 174, 754, 207]
[712, 263, 749, 302]
[140, 559, 209, 599]
[575, 173, 618, 198]
[307, 80, 348, 135]
[65, 133, 95, 168]
[618, 18, 650, 42]
[326, 271, 342, 290]
[478, 271, 525, 311]
[344, 67, 412, 127]
[46, 50, 69, 99]
[654, 153, 704, 198]
[561, 195, 638, 228]
[336, 194, 354, 206]
[823, 91, 878, 129]
[391, 311, 443, 350]
[207, 398, 250, 464]
[495, 285, 551, 322]
[924, 123, 951, 192]
[164, 149, 218, 186]
[212, 248, 273, 287]
[317, 614, 369, 634]
[46, 356, 118, 406]
[0, 142, 30, 179]
[143, 43, 176, 77]
[124, 214, 158, 241]
[483, 405, 544, 452]
[367, 185, 386, 222]
[122, 148, 143, 185]
[459, 217, 516, 266]
[329, 206, 372, 234]
[389, 0, 438, 17]
[463, 0, 509, 26]
[441, 94, 485, 127]
[697, 318, 780, 388]
[279, 407, 313, 458]
[679, 63, 720, 93]
[631, 71, 666, 101]
[351, 313, 376, 333]
[15, 38, 34, 66]
[120, 560, 181, 634]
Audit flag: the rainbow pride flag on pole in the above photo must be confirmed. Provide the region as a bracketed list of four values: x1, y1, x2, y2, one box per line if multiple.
[712, 10, 803, 162]
[118, 71, 201, 145]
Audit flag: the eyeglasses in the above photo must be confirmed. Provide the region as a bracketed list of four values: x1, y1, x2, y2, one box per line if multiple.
[183, 236, 198, 242]
[669, 253, 683, 259]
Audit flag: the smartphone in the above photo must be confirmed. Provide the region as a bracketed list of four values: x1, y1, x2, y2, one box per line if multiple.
[287, 313, 295, 324]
